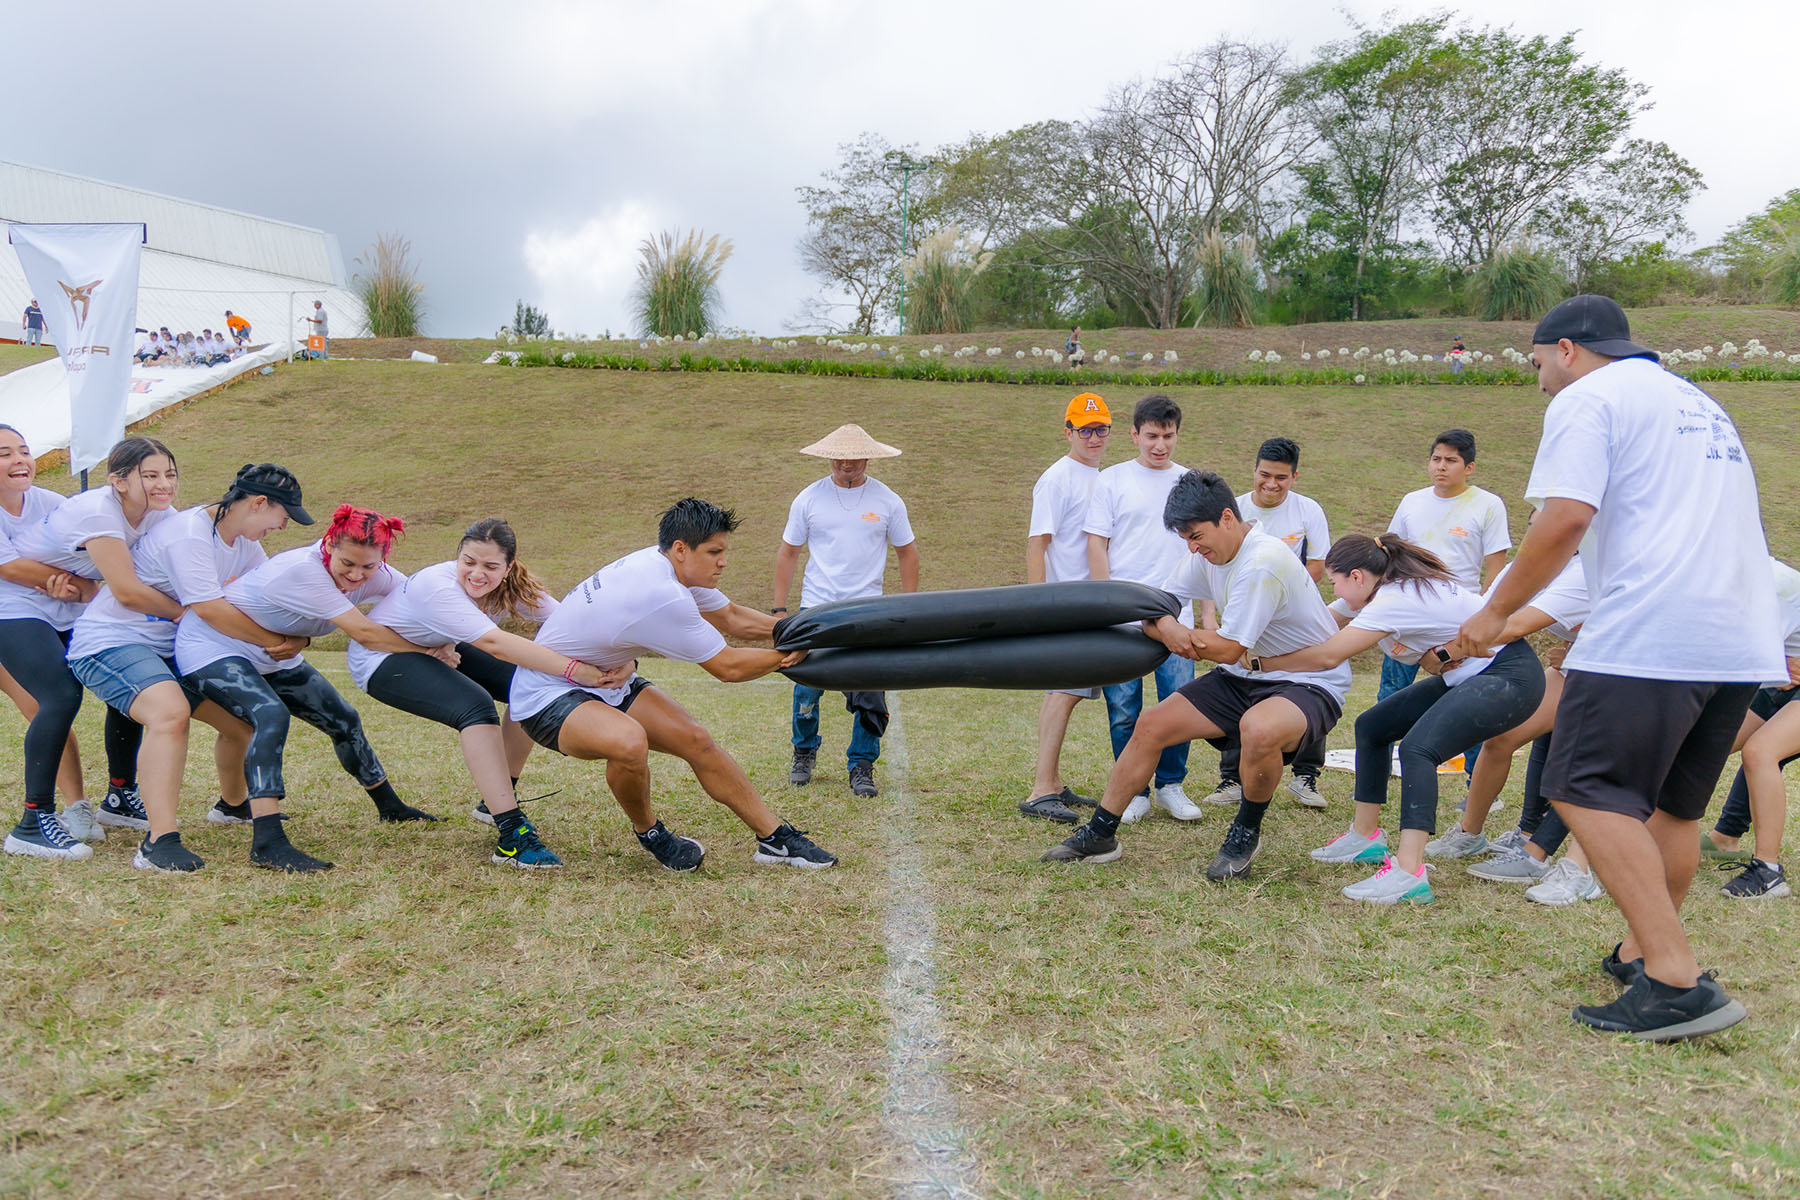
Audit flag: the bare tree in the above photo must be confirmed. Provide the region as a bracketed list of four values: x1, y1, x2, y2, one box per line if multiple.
[795, 132, 940, 334]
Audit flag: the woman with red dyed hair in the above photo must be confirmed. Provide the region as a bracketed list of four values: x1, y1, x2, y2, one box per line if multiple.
[175, 504, 439, 870]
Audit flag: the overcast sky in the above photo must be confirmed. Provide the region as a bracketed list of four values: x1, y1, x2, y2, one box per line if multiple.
[9, 0, 1795, 336]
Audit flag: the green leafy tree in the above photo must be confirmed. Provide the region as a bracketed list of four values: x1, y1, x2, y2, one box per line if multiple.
[1703, 189, 1800, 299]
[512, 300, 549, 339]
[1532, 139, 1704, 289]
[795, 133, 941, 334]
[1425, 29, 1647, 265]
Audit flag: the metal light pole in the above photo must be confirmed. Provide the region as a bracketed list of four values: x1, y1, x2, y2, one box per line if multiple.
[889, 155, 931, 335]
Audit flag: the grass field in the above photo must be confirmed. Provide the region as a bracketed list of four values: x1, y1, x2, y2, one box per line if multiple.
[3, 357, 1798, 1197]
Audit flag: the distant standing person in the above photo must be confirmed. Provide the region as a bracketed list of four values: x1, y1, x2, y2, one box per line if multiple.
[1018, 392, 1111, 823]
[21, 300, 45, 347]
[773, 423, 919, 798]
[226, 310, 252, 346]
[1066, 325, 1084, 369]
[1449, 335, 1468, 374]
[306, 300, 329, 359]
[1450, 294, 1782, 1041]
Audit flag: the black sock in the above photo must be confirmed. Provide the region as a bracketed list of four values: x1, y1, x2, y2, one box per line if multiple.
[25, 796, 55, 817]
[366, 780, 404, 813]
[1235, 798, 1268, 833]
[251, 813, 288, 852]
[105, 704, 141, 790]
[1089, 807, 1122, 838]
[495, 808, 525, 837]
[510, 776, 519, 791]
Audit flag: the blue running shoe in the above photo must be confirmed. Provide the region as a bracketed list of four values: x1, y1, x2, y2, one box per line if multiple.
[4, 810, 95, 861]
[492, 820, 563, 869]
[98, 784, 149, 831]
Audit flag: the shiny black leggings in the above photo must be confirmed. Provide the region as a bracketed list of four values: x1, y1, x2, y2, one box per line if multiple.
[185, 656, 384, 800]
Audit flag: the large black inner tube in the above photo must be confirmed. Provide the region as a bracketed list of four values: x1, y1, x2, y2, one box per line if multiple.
[779, 627, 1171, 691]
[773, 580, 1179, 651]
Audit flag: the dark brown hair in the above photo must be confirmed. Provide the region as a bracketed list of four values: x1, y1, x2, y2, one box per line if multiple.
[459, 517, 552, 618]
[1324, 533, 1455, 595]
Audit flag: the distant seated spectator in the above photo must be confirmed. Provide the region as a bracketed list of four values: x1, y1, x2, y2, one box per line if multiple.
[225, 310, 251, 346]
[134, 330, 157, 363]
[204, 334, 233, 366]
[177, 333, 200, 366]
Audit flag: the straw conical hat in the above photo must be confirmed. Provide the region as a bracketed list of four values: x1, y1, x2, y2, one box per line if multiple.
[798, 423, 902, 459]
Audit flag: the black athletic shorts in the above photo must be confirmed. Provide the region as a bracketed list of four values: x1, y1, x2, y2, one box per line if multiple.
[1542, 671, 1757, 822]
[1175, 667, 1341, 763]
[1750, 684, 1799, 723]
[518, 677, 651, 753]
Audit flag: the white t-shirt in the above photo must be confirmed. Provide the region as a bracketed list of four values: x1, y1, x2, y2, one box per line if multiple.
[509, 545, 731, 719]
[1338, 577, 1495, 687]
[1768, 558, 1800, 677]
[1387, 486, 1511, 590]
[1165, 527, 1351, 704]
[1525, 357, 1783, 682]
[347, 559, 559, 689]
[68, 505, 267, 658]
[8, 485, 172, 582]
[782, 475, 914, 608]
[175, 541, 404, 675]
[1085, 459, 1190, 588]
[0, 486, 85, 629]
[1236, 489, 1330, 564]
[1491, 557, 1590, 643]
[1029, 455, 1100, 583]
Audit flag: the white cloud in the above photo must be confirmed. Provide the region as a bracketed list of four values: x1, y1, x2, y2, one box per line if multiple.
[521, 200, 662, 335]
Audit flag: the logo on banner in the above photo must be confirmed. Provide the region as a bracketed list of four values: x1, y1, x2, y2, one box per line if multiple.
[59, 277, 103, 333]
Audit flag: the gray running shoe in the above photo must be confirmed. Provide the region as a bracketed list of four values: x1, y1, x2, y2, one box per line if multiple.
[1465, 849, 1550, 883]
[1425, 828, 1489, 858]
[788, 749, 816, 787]
[1486, 828, 1528, 856]
[1287, 775, 1327, 809]
[1201, 780, 1243, 807]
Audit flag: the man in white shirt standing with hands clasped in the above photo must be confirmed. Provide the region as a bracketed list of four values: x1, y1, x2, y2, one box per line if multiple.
[774, 424, 920, 799]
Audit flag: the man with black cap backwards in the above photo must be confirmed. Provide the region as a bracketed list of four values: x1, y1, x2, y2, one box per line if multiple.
[1451, 294, 1783, 1042]
[773, 424, 920, 798]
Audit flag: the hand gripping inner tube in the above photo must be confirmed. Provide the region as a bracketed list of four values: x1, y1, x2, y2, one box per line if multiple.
[779, 627, 1171, 691]
[773, 581, 1179, 651]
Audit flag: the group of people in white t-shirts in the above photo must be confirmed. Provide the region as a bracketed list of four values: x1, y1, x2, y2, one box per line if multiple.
[1033, 294, 1796, 1043]
[134, 324, 244, 369]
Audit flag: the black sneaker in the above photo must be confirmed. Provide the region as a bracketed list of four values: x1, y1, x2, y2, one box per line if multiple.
[376, 801, 442, 823]
[249, 837, 334, 872]
[1572, 971, 1748, 1042]
[753, 823, 838, 869]
[1040, 823, 1121, 864]
[1059, 785, 1098, 810]
[471, 800, 497, 826]
[789, 749, 816, 786]
[98, 784, 149, 831]
[1720, 858, 1791, 899]
[1602, 942, 1645, 986]
[207, 798, 253, 825]
[848, 762, 879, 798]
[1205, 821, 1261, 881]
[492, 820, 563, 869]
[132, 832, 205, 873]
[1019, 793, 1080, 823]
[636, 820, 705, 872]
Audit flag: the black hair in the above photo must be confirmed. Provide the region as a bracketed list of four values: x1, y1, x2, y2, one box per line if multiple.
[0, 423, 20, 436]
[1255, 437, 1300, 470]
[658, 497, 741, 552]
[1163, 470, 1240, 531]
[1324, 533, 1454, 595]
[106, 436, 176, 481]
[1432, 428, 1476, 465]
[214, 463, 298, 528]
[1133, 394, 1182, 431]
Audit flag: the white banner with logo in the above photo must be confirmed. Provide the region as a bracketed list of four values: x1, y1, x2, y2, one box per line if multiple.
[7, 223, 146, 473]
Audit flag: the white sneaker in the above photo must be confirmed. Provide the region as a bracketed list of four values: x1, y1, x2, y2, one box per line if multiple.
[58, 799, 105, 844]
[1310, 825, 1389, 864]
[1424, 828, 1488, 858]
[1287, 775, 1327, 809]
[1200, 781, 1242, 806]
[1525, 858, 1604, 906]
[1152, 782, 1203, 821]
[1343, 856, 1434, 904]
[1120, 791, 1152, 824]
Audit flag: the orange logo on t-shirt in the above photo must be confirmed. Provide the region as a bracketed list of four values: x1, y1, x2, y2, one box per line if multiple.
[1447, 525, 1471, 539]
[861, 512, 881, 522]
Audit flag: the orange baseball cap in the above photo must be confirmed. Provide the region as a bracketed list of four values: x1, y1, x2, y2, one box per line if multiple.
[1064, 393, 1110, 426]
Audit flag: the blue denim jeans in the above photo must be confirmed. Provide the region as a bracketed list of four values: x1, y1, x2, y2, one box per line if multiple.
[1102, 653, 1195, 788]
[792, 684, 882, 766]
[68, 643, 202, 715]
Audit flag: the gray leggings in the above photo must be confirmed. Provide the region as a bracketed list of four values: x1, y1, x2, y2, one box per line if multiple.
[185, 656, 384, 799]
[1353, 640, 1546, 834]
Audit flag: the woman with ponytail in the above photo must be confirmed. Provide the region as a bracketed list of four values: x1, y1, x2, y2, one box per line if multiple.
[1248, 532, 1544, 904]
[348, 517, 631, 868]
[66, 463, 311, 872]
[2, 435, 180, 860]
[176, 503, 440, 868]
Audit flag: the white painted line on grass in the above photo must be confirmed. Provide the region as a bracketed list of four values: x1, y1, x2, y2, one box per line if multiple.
[881, 696, 982, 1199]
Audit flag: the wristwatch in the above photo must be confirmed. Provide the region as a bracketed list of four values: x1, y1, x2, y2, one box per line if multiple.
[1247, 656, 1263, 673]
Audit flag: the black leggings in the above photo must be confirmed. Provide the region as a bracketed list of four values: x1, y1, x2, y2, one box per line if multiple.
[365, 642, 516, 732]
[185, 656, 384, 800]
[1353, 640, 1546, 835]
[0, 618, 144, 803]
